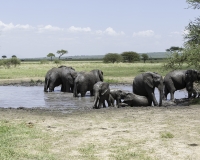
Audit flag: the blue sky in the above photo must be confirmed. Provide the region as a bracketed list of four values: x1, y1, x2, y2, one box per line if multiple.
[0, 0, 199, 58]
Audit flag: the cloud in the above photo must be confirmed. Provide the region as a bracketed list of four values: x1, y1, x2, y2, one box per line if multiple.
[37, 25, 63, 33]
[0, 21, 33, 31]
[133, 30, 155, 37]
[68, 26, 91, 32]
[95, 27, 124, 36]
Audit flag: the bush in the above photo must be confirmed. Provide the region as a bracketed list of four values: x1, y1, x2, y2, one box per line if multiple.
[103, 53, 123, 63]
[40, 59, 49, 64]
[0, 58, 21, 68]
[54, 59, 61, 64]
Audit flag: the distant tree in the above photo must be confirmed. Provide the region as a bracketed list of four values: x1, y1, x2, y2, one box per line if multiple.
[12, 55, 17, 58]
[141, 54, 149, 63]
[47, 53, 55, 61]
[166, 46, 183, 52]
[57, 49, 68, 59]
[121, 51, 140, 63]
[2, 55, 7, 59]
[103, 53, 123, 63]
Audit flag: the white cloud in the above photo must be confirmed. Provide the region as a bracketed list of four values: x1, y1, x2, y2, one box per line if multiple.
[133, 30, 155, 37]
[37, 25, 63, 33]
[0, 21, 33, 31]
[68, 26, 91, 32]
[95, 27, 124, 36]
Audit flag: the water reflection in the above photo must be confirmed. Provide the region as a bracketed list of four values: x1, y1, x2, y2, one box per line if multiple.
[0, 85, 187, 110]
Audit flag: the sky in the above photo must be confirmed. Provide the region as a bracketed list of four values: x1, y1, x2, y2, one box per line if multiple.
[0, 0, 199, 58]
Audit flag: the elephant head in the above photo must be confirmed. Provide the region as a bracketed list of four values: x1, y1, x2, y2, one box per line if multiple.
[185, 69, 198, 82]
[143, 72, 164, 106]
[90, 69, 104, 81]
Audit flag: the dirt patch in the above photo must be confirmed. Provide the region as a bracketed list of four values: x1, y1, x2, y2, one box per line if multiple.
[1, 105, 200, 159]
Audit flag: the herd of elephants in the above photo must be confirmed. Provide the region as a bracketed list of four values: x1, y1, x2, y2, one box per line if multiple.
[44, 66, 200, 109]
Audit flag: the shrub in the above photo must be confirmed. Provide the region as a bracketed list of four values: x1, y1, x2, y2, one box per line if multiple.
[0, 58, 21, 68]
[54, 59, 61, 64]
[40, 59, 49, 64]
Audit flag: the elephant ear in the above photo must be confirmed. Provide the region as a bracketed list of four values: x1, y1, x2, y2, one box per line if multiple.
[70, 71, 78, 79]
[143, 73, 153, 88]
[98, 70, 104, 81]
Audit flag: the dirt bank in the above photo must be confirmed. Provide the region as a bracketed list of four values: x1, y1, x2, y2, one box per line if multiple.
[0, 105, 200, 160]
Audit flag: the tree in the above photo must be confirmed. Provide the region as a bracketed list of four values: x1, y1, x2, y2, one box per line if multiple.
[57, 49, 68, 59]
[103, 53, 122, 63]
[2, 55, 7, 59]
[12, 55, 17, 58]
[164, 0, 200, 69]
[47, 53, 55, 61]
[141, 54, 149, 63]
[121, 51, 140, 63]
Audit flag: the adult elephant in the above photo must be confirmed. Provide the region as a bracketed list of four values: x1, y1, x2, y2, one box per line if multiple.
[132, 72, 164, 106]
[73, 69, 103, 97]
[93, 81, 114, 109]
[44, 66, 77, 92]
[163, 69, 200, 100]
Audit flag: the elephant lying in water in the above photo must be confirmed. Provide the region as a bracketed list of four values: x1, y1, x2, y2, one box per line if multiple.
[122, 92, 150, 107]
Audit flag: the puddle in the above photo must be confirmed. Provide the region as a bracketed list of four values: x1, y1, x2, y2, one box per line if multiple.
[0, 84, 187, 111]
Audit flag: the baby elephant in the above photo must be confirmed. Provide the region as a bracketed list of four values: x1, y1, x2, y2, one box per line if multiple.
[93, 82, 114, 109]
[122, 92, 151, 107]
[110, 89, 127, 108]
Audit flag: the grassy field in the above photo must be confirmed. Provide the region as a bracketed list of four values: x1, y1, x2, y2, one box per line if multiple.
[0, 61, 174, 84]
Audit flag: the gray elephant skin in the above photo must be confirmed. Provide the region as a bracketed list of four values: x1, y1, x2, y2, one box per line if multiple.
[133, 72, 164, 106]
[44, 66, 77, 92]
[163, 69, 200, 100]
[123, 92, 150, 107]
[110, 89, 127, 107]
[93, 81, 114, 109]
[73, 69, 103, 97]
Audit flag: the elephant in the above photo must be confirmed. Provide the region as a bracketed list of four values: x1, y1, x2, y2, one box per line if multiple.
[110, 89, 127, 107]
[163, 69, 200, 100]
[122, 92, 150, 107]
[93, 81, 114, 109]
[132, 72, 164, 106]
[73, 69, 103, 97]
[44, 66, 77, 92]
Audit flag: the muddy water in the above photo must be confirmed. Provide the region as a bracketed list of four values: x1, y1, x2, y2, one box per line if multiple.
[0, 84, 187, 111]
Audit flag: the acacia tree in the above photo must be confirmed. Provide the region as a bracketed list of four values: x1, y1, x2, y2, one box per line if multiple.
[121, 51, 140, 63]
[141, 54, 149, 63]
[2, 55, 6, 59]
[12, 55, 17, 58]
[103, 53, 122, 63]
[57, 49, 68, 59]
[47, 53, 55, 61]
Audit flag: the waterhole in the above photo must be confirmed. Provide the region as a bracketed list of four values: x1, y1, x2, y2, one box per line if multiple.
[0, 84, 187, 111]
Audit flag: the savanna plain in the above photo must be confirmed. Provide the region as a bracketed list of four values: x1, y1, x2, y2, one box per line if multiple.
[0, 61, 200, 160]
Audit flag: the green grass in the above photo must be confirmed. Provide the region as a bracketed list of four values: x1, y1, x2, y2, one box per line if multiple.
[0, 61, 173, 83]
[160, 131, 174, 139]
[0, 120, 55, 160]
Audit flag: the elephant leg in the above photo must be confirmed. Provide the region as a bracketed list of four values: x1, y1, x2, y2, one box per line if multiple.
[90, 90, 94, 96]
[147, 90, 158, 106]
[164, 86, 169, 100]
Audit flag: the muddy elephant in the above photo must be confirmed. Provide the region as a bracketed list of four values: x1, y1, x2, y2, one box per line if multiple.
[44, 66, 77, 92]
[93, 81, 114, 109]
[163, 69, 200, 100]
[110, 89, 127, 108]
[122, 92, 150, 107]
[133, 72, 164, 106]
[73, 69, 103, 97]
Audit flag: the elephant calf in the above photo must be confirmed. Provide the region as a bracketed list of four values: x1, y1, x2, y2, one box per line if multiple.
[93, 81, 114, 109]
[110, 89, 127, 108]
